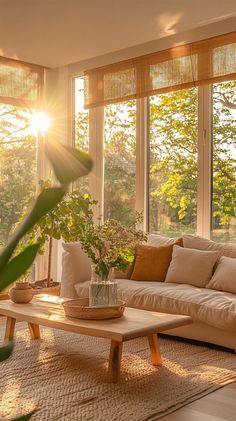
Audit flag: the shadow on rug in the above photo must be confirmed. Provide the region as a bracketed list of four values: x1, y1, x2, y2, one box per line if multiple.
[0, 323, 235, 421]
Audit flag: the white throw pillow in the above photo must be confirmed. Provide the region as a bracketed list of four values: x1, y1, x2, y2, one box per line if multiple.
[183, 235, 236, 259]
[147, 234, 182, 247]
[60, 242, 91, 299]
[165, 245, 219, 287]
[207, 256, 236, 294]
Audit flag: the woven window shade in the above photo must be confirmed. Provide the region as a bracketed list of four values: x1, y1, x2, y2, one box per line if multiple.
[84, 32, 236, 109]
[0, 57, 44, 108]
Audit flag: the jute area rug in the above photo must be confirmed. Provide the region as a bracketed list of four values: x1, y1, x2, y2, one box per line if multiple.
[0, 321, 236, 421]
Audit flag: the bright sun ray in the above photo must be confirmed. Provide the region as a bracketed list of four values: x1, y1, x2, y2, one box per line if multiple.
[30, 111, 51, 135]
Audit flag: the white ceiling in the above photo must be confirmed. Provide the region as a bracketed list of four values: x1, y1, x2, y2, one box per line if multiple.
[0, 0, 236, 68]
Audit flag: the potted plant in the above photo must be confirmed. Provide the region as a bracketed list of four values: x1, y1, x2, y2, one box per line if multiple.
[17, 184, 97, 295]
[9, 273, 34, 303]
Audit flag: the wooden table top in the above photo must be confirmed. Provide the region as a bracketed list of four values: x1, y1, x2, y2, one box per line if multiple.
[0, 295, 192, 342]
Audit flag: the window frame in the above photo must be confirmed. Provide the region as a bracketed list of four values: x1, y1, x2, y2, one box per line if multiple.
[72, 77, 236, 241]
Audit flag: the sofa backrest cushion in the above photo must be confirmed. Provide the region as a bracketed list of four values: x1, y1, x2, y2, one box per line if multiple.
[183, 235, 236, 259]
[207, 256, 236, 294]
[130, 243, 180, 282]
[60, 242, 91, 298]
[147, 234, 183, 247]
[165, 245, 220, 287]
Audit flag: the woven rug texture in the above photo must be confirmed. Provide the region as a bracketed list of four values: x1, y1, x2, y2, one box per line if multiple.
[0, 322, 236, 421]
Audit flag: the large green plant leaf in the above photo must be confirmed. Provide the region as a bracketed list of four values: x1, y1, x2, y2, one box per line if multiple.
[12, 410, 35, 421]
[45, 141, 93, 185]
[0, 244, 40, 292]
[0, 188, 65, 272]
[0, 340, 14, 362]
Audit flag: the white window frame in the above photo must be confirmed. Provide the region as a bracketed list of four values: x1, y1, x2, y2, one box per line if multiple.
[197, 85, 212, 239]
[72, 78, 218, 241]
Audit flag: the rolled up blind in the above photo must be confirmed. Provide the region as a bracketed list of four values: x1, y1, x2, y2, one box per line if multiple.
[0, 56, 44, 108]
[84, 31, 236, 109]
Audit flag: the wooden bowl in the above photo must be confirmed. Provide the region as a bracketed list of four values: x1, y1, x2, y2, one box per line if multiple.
[62, 298, 125, 320]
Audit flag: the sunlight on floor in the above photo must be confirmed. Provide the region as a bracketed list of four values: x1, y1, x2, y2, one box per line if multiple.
[0, 379, 34, 418]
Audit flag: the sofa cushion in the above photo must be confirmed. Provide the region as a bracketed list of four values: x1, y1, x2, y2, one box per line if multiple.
[131, 244, 177, 282]
[207, 256, 236, 294]
[75, 279, 236, 332]
[147, 234, 183, 247]
[165, 245, 219, 287]
[60, 242, 91, 298]
[183, 235, 236, 259]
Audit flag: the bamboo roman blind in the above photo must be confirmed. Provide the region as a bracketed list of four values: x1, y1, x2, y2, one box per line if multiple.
[84, 32, 236, 109]
[0, 56, 44, 108]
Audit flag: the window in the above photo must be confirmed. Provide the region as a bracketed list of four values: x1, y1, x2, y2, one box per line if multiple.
[212, 81, 236, 242]
[73, 76, 89, 192]
[73, 33, 236, 241]
[148, 89, 198, 236]
[104, 101, 136, 225]
[0, 104, 36, 246]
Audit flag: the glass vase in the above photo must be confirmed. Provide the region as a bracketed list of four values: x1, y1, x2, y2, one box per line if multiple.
[89, 266, 117, 307]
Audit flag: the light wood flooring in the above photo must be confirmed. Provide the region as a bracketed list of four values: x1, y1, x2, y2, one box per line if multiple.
[161, 381, 236, 421]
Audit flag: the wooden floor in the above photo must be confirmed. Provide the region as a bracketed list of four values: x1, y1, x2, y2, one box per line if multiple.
[161, 381, 236, 421]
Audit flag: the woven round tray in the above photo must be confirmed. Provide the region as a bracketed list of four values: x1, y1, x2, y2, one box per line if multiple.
[62, 298, 125, 320]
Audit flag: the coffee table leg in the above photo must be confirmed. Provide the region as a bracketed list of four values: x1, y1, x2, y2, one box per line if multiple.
[108, 340, 123, 383]
[148, 333, 162, 366]
[5, 317, 16, 341]
[28, 323, 40, 339]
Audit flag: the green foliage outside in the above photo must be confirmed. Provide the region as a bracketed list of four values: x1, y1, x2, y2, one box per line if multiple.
[2, 80, 235, 249]
[0, 106, 36, 246]
[74, 80, 236, 241]
[103, 102, 136, 226]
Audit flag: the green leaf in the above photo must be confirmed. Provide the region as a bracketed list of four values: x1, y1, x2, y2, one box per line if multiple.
[11, 410, 36, 421]
[0, 244, 40, 292]
[0, 340, 14, 362]
[0, 188, 65, 273]
[45, 141, 93, 185]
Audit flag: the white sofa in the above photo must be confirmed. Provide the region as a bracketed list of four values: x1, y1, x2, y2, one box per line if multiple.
[60, 235, 236, 352]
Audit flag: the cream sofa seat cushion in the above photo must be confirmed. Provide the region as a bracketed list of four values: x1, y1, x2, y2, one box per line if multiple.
[183, 235, 236, 259]
[165, 245, 219, 287]
[75, 279, 236, 332]
[207, 256, 236, 294]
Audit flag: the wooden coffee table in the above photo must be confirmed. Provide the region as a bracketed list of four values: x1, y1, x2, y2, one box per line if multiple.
[0, 296, 192, 382]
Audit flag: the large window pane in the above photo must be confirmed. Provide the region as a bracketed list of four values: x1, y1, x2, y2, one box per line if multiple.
[104, 101, 136, 225]
[73, 76, 89, 192]
[212, 81, 236, 242]
[149, 88, 198, 236]
[0, 104, 36, 245]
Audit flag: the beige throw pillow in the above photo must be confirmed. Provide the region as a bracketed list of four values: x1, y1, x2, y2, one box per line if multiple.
[165, 245, 219, 287]
[207, 256, 236, 294]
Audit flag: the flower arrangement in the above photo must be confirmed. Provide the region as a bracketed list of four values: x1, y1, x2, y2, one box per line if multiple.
[76, 206, 147, 281]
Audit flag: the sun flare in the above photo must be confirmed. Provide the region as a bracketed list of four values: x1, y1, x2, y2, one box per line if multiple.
[30, 111, 51, 135]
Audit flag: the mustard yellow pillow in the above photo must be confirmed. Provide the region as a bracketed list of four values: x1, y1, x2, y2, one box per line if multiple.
[131, 241, 181, 282]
